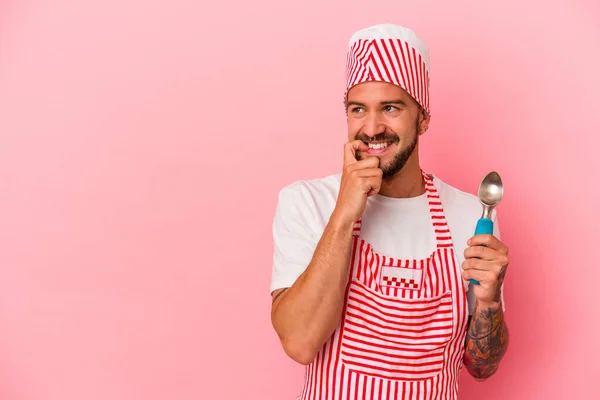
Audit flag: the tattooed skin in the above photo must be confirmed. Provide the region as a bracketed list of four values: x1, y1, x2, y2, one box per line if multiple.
[464, 304, 509, 380]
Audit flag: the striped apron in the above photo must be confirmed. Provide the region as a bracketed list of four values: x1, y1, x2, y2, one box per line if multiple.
[299, 173, 469, 400]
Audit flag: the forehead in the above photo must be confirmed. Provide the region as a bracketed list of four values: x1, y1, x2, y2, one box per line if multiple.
[346, 81, 414, 103]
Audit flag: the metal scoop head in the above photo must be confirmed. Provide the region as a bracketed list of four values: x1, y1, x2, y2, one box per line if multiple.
[478, 171, 503, 219]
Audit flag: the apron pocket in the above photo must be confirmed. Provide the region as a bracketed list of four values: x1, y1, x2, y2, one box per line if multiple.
[340, 281, 454, 381]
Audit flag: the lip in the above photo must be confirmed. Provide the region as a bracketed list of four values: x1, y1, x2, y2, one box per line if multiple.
[364, 141, 395, 155]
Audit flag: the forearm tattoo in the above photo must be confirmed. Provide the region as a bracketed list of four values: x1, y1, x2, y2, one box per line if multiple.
[493, 269, 506, 303]
[272, 288, 289, 303]
[464, 305, 509, 379]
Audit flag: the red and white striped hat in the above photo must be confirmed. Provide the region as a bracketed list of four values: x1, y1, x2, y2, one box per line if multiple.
[345, 23, 431, 115]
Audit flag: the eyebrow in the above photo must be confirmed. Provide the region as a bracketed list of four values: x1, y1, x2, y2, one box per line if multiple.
[346, 101, 365, 108]
[346, 99, 408, 108]
[381, 99, 408, 107]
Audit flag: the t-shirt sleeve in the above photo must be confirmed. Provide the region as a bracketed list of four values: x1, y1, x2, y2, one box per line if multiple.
[466, 209, 506, 314]
[269, 185, 318, 294]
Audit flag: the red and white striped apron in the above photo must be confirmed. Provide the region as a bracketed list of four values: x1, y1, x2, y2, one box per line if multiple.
[299, 173, 469, 400]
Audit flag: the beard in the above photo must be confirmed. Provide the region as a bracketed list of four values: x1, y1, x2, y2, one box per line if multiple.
[355, 125, 419, 180]
[381, 134, 418, 179]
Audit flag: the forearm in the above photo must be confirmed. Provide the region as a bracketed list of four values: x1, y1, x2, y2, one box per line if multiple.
[271, 212, 354, 365]
[463, 300, 509, 380]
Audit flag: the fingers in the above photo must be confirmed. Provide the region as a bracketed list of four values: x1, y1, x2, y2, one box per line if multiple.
[345, 165, 382, 196]
[343, 157, 380, 189]
[343, 140, 369, 167]
[347, 164, 383, 178]
[468, 235, 509, 255]
[363, 176, 382, 197]
[354, 157, 380, 169]
[462, 258, 505, 275]
[461, 258, 504, 281]
[461, 268, 499, 285]
[343, 157, 379, 176]
[463, 245, 509, 265]
[345, 174, 382, 196]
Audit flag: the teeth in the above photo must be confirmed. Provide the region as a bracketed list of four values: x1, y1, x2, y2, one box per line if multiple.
[368, 142, 390, 150]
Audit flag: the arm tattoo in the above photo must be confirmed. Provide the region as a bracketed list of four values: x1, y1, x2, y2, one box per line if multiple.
[272, 288, 289, 303]
[464, 305, 509, 380]
[493, 269, 506, 303]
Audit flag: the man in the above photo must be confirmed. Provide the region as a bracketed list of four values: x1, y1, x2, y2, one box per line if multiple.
[269, 23, 509, 399]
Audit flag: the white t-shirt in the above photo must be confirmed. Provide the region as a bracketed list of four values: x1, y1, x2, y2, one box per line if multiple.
[270, 173, 503, 315]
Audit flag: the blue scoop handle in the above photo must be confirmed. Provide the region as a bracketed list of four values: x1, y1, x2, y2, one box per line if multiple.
[469, 218, 494, 285]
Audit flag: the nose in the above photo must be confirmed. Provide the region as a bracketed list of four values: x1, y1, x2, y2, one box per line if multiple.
[362, 113, 386, 139]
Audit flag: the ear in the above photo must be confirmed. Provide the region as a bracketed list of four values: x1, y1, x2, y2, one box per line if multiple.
[418, 107, 431, 135]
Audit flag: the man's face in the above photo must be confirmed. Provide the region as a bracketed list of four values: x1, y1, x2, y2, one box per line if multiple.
[346, 81, 429, 179]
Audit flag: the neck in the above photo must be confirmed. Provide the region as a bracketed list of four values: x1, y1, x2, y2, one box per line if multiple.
[378, 154, 425, 198]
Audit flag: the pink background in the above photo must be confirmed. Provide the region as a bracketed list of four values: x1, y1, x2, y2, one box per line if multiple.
[1, 0, 599, 399]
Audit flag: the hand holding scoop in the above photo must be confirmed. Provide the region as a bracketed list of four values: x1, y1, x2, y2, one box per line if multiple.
[470, 171, 504, 285]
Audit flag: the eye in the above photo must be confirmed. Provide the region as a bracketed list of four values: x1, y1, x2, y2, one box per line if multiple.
[383, 105, 398, 112]
[350, 106, 364, 114]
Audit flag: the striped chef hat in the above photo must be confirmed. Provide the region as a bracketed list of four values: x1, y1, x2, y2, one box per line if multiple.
[345, 23, 431, 115]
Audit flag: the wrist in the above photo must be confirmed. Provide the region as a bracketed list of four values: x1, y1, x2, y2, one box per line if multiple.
[475, 299, 503, 312]
[328, 209, 355, 233]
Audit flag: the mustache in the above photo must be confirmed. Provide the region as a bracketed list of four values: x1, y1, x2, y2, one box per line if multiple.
[356, 133, 400, 143]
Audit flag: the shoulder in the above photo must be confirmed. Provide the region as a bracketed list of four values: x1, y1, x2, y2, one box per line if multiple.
[274, 173, 341, 231]
[271, 175, 341, 293]
[276, 173, 341, 211]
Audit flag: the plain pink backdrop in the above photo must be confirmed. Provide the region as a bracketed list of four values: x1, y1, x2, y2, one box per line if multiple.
[1, 0, 599, 399]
